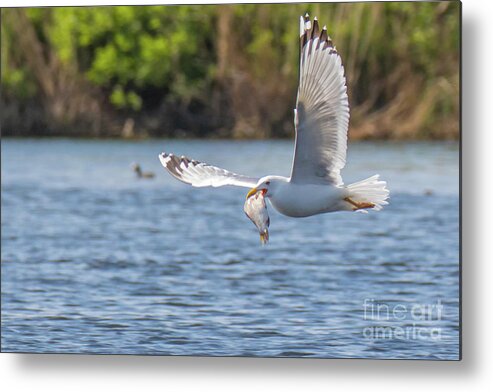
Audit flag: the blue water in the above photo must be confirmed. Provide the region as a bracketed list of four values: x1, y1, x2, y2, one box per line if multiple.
[1, 139, 459, 359]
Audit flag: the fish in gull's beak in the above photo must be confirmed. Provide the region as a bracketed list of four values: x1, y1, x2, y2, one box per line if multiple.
[244, 188, 270, 245]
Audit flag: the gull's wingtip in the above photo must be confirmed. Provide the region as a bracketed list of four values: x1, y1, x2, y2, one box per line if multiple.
[159, 152, 172, 166]
[303, 13, 311, 30]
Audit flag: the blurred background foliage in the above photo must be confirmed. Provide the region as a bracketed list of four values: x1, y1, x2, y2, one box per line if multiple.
[1, 2, 460, 139]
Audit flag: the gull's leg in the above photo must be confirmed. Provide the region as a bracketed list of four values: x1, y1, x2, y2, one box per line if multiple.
[344, 197, 375, 211]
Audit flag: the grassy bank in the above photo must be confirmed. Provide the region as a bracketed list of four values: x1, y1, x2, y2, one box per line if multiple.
[1, 2, 460, 140]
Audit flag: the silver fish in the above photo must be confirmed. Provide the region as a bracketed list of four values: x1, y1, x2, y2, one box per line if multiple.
[244, 190, 270, 244]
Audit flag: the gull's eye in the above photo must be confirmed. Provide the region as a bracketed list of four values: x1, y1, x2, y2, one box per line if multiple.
[265, 181, 270, 185]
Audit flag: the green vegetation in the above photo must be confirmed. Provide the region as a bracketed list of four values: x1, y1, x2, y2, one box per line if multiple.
[1, 2, 460, 139]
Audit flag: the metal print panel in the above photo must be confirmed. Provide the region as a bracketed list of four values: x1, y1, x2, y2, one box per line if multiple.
[1, 2, 461, 359]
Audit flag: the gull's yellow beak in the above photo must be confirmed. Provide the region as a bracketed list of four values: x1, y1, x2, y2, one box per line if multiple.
[246, 187, 258, 199]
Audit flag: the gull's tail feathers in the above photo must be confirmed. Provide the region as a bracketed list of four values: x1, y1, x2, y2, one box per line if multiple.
[345, 175, 389, 213]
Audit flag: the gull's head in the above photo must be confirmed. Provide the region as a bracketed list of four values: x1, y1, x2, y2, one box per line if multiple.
[246, 176, 283, 199]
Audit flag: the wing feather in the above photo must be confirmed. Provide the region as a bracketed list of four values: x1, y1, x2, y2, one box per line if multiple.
[159, 152, 258, 188]
[290, 16, 350, 186]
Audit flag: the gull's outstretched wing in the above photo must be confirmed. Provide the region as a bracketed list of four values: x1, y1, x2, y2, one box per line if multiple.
[159, 152, 259, 188]
[290, 15, 350, 186]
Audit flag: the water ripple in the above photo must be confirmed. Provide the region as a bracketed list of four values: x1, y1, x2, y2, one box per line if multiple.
[1, 139, 459, 359]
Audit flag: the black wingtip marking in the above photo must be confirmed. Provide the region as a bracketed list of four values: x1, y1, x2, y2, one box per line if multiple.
[311, 18, 319, 39]
[300, 15, 337, 55]
[320, 26, 328, 42]
[160, 152, 205, 177]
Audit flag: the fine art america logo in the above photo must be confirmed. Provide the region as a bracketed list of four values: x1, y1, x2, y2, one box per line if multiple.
[362, 298, 444, 340]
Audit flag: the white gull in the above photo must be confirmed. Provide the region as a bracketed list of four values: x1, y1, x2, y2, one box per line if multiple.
[159, 14, 389, 219]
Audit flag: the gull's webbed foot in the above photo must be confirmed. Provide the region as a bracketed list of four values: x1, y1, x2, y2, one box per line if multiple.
[344, 197, 375, 211]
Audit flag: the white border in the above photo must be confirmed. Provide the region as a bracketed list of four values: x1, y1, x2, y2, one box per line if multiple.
[2, 0, 493, 390]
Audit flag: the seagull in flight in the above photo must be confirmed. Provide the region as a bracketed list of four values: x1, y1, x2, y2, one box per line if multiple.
[159, 14, 389, 220]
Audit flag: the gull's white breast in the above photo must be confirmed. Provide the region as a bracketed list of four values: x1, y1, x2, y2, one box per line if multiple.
[268, 182, 346, 218]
